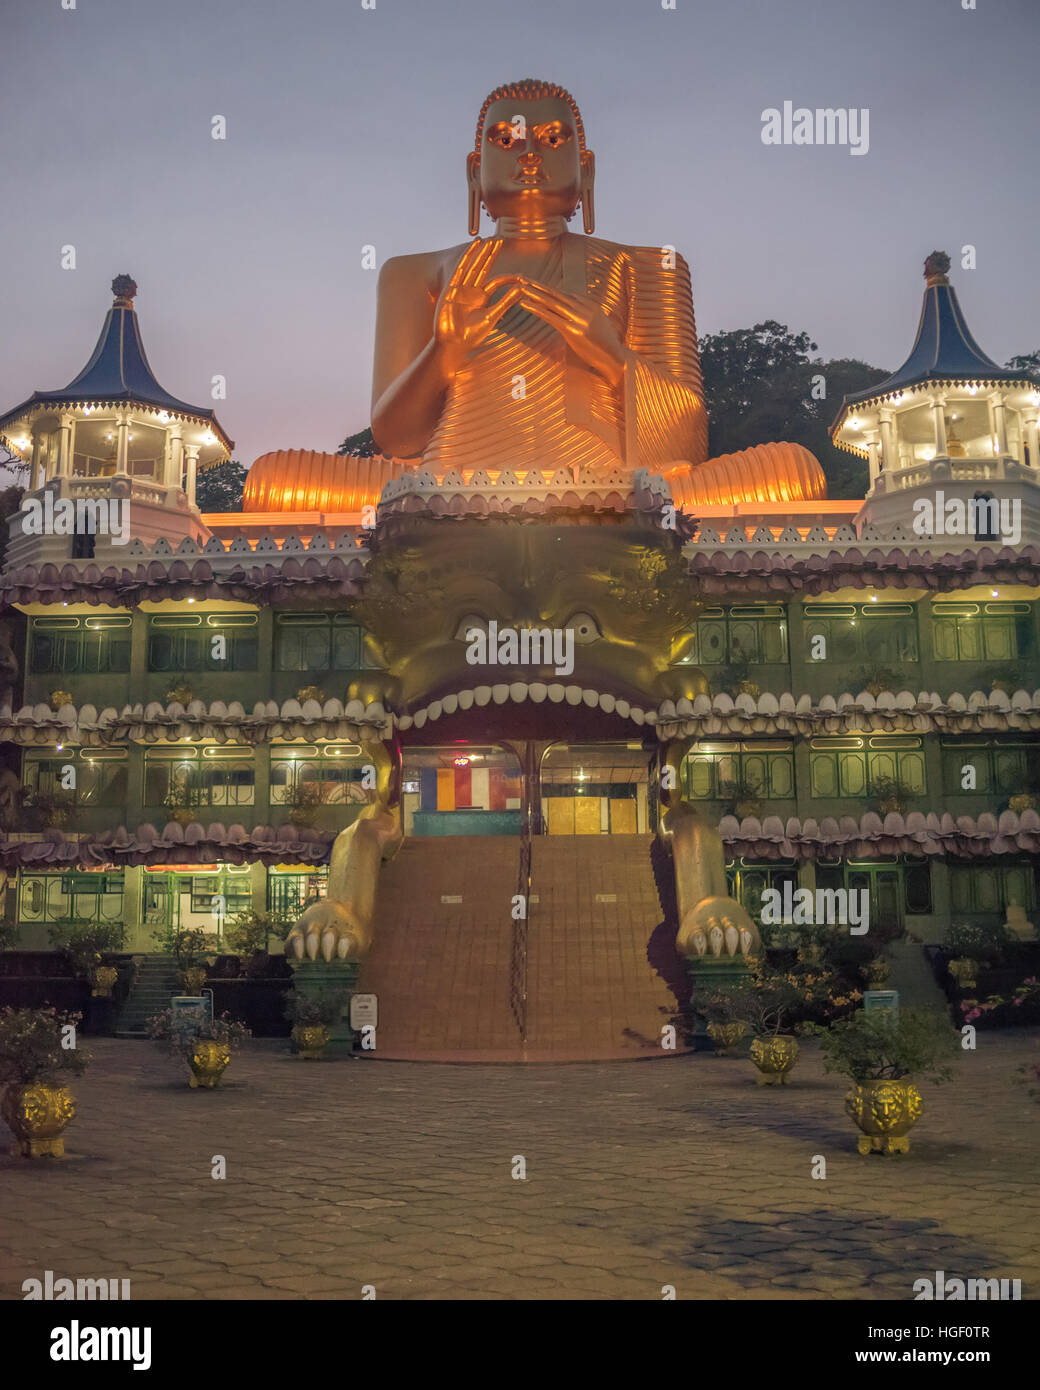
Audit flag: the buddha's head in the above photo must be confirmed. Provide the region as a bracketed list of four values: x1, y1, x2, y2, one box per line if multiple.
[468, 78, 595, 233]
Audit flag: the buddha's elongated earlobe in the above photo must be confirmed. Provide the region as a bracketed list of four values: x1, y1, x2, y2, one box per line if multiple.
[580, 150, 596, 235]
[466, 151, 482, 237]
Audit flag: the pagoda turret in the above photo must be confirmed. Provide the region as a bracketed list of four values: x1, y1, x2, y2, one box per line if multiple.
[832, 252, 1040, 540]
[0, 275, 233, 567]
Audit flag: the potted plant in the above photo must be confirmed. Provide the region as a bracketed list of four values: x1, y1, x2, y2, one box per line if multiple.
[223, 908, 293, 977]
[149, 1007, 250, 1088]
[152, 924, 212, 993]
[48, 920, 126, 996]
[49, 689, 73, 711]
[296, 685, 326, 705]
[868, 774, 916, 816]
[699, 962, 837, 1085]
[719, 772, 765, 820]
[980, 664, 1025, 696]
[284, 989, 348, 1059]
[162, 779, 205, 828]
[21, 789, 76, 831]
[945, 920, 1009, 992]
[809, 1008, 958, 1154]
[850, 664, 903, 698]
[286, 781, 331, 828]
[0, 1006, 89, 1156]
[164, 683, 195, 706]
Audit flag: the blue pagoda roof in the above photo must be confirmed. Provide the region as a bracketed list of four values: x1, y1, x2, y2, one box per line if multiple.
[0, 275, 233, 450]
[838, 252, 1024, 414]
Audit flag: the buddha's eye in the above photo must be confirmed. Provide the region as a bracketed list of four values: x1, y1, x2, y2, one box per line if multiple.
[455, 614, 489, 641]
[567, 612, 601, 645]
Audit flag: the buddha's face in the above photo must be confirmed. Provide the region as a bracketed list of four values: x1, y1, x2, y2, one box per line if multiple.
[472, 95, 586, 222]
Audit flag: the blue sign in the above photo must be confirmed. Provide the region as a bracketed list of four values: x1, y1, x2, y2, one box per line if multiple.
[863, 989, 899, 1014]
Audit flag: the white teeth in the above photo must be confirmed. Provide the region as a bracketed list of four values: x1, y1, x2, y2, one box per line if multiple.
[615, 699, 630, 718]
[581, 689, 598, 708]
[427, 700, 442, 721]
[630, 706, 645, 725]
[599, 693, 616, 713]
[547, 684, 565, 702]
[413, 709, 428, 728]
[492, 684, 509, 704]
[529, 682, 547, 702]
[442, 693, 458, 715]
[564, 685, 582, 705]
[458, 690, 474, 709]
[474, 685, 492, 706]
[509, 682, 528, 703]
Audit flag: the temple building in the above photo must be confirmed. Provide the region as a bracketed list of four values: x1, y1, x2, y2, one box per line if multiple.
[1, 219, 1037, 1054]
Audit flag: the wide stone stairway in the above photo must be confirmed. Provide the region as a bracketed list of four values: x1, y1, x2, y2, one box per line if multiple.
[115, 953, 182, 1037]
[356, 836, 519, 1058]
[525, 835, 687, 1058]
[358, 832, 687, 1061]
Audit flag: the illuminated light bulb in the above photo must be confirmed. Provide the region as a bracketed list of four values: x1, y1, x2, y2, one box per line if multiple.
[203, 432, 216, 446]
[187, 597, 196, 604]
[921, 446, 936, 462]
[848, 417, 861, 431]
[968, 385, 978, 396]
[870, 595, 878, 602]
[56, 743, 63, 750]
[992, 590, 999, 598]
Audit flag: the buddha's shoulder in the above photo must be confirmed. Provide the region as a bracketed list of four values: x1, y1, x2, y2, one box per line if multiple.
[583, 235, 691, 274]
[377, 243, 472, 292]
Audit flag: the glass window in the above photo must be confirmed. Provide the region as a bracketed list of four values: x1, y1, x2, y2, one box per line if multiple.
[274, 613, 377, 672]
[29, 615, 132, 675]
[949, 862, 1037, 914]
[678, 606, 788, 667]
[804, 604, 919, 665]
[932, 603, 1033, 662]
[18, 870, 125, 925]
[809, 740, 926, 799]
[680, 743, 795, 802]
[144, 749, 255, 808]
[942, 742, 1034, 795]
[146, 613, 258, 672]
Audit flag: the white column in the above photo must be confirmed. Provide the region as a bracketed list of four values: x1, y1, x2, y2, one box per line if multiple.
[866, 439, 881, 488]
[878, 410, 896, 473]
[184, 445, 200, 510]
[931, 395, 948, 457]
[57, 413, 74, 478]
[167, 426, 184, 490]
[1023, 414, 1039, 469]
[115, 414, 130, 475]
[991, 393, 1010, 458]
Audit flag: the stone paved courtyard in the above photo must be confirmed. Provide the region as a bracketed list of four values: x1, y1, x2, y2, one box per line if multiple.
[2, 1034, 1038, 1302]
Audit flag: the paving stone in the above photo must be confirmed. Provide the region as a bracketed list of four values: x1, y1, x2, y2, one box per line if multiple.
[2, 1035, 1036, 1302]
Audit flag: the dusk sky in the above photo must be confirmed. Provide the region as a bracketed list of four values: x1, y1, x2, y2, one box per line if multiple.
[3, 0, 1038, 472]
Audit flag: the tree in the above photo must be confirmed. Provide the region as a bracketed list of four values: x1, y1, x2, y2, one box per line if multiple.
[338, 427, 378, 457]
[1006, 352, 1040, 380]
[698, 322, 889, 499]
[195, 459, 247, 512]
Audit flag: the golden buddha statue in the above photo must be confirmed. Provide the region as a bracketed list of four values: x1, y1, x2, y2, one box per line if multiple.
[371, 78, 824, 504]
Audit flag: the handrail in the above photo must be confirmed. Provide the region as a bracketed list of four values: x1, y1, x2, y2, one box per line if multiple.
[509, 814, 532, 1042]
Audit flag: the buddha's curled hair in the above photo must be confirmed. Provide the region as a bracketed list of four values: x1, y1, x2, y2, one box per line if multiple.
[474, 79, 586, 154]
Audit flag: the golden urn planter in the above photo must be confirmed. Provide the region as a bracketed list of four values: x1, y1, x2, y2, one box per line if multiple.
[863, 958, 891, 987]
[845, 1080, 923, 1154]
[2, 1083, 77, 1157]
[187, 1041, 230, 1089]
[749, 1035, 799, 1085]
[182, 966, 208, 995]
[706, 1022, 746, 1054]
[292, 1025, 331, 1059]
[90, 965, 119, 998]
[947, 958, 977, 991]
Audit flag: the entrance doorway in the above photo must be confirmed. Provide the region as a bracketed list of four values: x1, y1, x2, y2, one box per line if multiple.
[539, 742, 653, 835]
[401, 745, 523, 836]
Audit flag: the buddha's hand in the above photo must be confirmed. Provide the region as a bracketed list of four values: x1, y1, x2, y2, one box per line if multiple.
[285, 900, 363, 963]
[434, 239, 524, 365]
[499, 279, 628, 386]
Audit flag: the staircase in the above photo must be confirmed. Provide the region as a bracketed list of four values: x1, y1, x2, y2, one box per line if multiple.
[525, 835, 688, 1057]
[356, 837, 518, 1057]
[115, 955, 182, 1037]
[356, 832, 688, 1061]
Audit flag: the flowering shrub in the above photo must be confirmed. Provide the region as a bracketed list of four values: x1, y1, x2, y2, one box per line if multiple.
[699, 960, 860, 1038]
[0, 1006, 90, 1085]
[148, 1008, 250, 1060]
[961, 976, 1040, 1025]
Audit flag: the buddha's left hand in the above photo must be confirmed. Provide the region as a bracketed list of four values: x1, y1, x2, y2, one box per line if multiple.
[495, 277, 628, 385]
